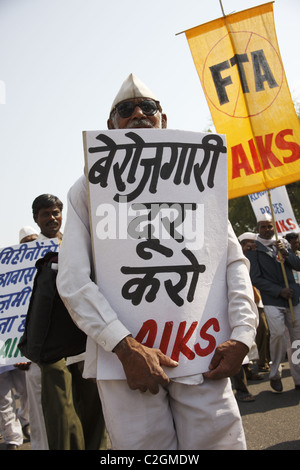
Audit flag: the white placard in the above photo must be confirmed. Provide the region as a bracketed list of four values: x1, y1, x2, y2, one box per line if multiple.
[0, 239, 59, 365]
[84, 129, 230, 379]
[249, 186, 300, 235]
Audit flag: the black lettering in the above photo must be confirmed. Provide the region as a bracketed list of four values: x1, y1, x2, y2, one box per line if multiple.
[251, 49, 279, 92]
[230, 53, 250, 93]
[88, 132, 226, 202]
[209, 60, 232, 105]
[121, 246, 206, 306]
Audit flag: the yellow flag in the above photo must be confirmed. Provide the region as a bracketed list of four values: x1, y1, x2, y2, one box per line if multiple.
[185, 2, 300, 199]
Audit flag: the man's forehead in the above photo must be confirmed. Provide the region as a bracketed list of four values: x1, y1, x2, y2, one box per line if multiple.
[39, 204, 61, 212]
[259, 221, 273, 227]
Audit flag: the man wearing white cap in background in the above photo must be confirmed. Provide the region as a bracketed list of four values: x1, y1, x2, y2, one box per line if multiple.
[57, 74, 258, 450]
[238, 232, 257, 250]
[245, 217, 300, 392]
[285, 232, 300, 285]
[19, 226, 39, 244]
[238, 231, 270, 373]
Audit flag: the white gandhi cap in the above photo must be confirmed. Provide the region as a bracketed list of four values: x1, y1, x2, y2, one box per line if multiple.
[19, 226, 38, 242]
[238, 232, 257, 242]
[110, 74, 159, 113]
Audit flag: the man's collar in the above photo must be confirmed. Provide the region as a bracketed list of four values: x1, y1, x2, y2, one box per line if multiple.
[255, 239, 273, 251]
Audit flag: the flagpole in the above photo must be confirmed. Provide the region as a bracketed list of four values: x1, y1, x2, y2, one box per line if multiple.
[182, 2, 295, 325]
[219, 0, 226, 17]
[218, 0, 295, 328]
[267, 189, 295, 326]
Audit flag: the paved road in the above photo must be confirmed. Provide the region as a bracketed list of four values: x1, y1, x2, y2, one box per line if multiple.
[237, 361, 300, 450]
[1, 361, 299, 451]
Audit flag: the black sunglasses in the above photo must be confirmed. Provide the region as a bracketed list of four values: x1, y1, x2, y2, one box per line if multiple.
[113, 99, 161, 118]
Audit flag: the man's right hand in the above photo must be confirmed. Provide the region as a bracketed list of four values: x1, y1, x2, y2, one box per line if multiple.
[280, 287, 294, 299]
[113, 335, 178, 394]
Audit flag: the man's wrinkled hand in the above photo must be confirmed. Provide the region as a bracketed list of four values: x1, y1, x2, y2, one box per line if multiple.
[203, 340, 249, 380]
[276, 240, 289, 258]
[113, 336, 178, 394]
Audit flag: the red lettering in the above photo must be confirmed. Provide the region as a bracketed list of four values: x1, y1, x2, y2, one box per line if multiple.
[194, 318, 220, 357]
[159, 321, 173, 355]
[287, 218, 297, 230]
[275, 129, 300, 163]
[231, 129, 300, 180]
[135, 318, 220, 361]
[275, 221, 282, 233]
[171, 321, 197, 362]
[135, 319, 157, 347]
[248, 138, 262, 173]
[276, 218, 297, 234]
[277, 219, 289, 232]
[255, 133, 283, 169]
[231, 143, 254, 179]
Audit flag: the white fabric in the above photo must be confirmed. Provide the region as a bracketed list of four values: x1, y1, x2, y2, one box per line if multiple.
[65, 352, 85, 366]
[57, 174, 258, 381]
[264, 304, 300, 385]
[0, 369, 29, 446]
[97, 377, 246, 450]
[256, 234, 276, 246]
[25, 362, 48, 449]
[110, 73, 159, 112]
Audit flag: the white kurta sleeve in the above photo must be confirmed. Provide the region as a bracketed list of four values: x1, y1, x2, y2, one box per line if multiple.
[57, 175, 131, 352]
[226, 222, 258, 350]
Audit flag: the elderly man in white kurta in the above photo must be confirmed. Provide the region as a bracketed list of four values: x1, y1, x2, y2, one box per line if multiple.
[57, 74, 258, 450]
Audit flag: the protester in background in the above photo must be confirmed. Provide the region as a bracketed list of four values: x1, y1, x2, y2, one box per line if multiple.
[230, 231, 265, 403]
[238, 232, 270, 372]
[0, 364, 30, 450]
[246, 218, 300, 392]
[285, 232, 300, 256]
[20, 222, 50, 450]
[57, 74, 258, 450]
[16, 225, 49, 450]
[231, 365, 255, 402]
[19, 226, 39, 245]
[0, 227, 36, 451]
[31, 194, 106, 450]
[285, 232, 300, 285]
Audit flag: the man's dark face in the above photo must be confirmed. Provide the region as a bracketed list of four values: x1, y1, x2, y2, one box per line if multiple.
[107, 98, 167, 130]
[241, 239, 256, 253]
[258, 221, 274, 240]
[20, 234, 38, 244]
[34, 204, 62, 239]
